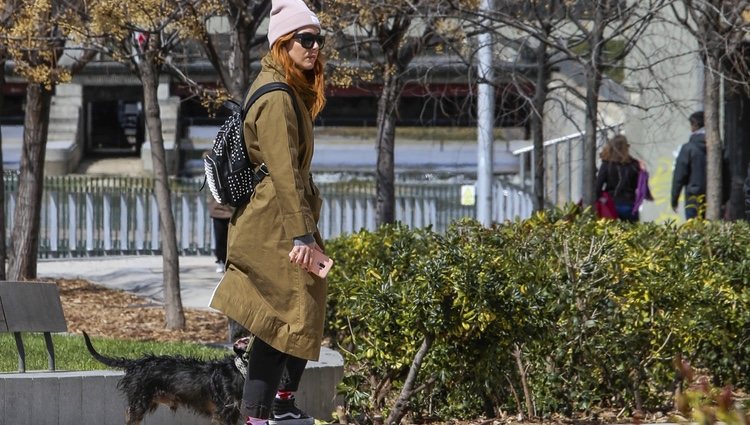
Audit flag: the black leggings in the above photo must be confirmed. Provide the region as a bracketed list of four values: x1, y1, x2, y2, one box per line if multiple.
[212, 217, 230, 264]
[241, 336, 308, 419]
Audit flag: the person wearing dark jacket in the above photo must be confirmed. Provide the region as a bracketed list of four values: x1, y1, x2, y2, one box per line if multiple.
[207, 194, 234, 273]
[204, 149, 236, 273]
[671, 111, 706, 219]
[596, 134, 642, 221]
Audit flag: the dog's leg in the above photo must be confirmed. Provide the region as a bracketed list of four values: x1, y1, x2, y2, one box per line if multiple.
[215, 404, 241, 425]
[125, 405, 145, 425]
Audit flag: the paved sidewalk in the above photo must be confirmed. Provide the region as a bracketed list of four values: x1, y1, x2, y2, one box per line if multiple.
[37, 255, 224, 310]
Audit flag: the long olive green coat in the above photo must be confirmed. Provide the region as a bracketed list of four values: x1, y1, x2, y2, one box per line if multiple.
[209, 54, 326, 361]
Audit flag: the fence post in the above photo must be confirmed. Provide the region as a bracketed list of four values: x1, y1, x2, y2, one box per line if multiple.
[150, 195, 159, 252]
[103, 194, 112, 252]
[67, 193, 76, 254]
[85, 193, 94, 254]
[48, 192, 58, 254]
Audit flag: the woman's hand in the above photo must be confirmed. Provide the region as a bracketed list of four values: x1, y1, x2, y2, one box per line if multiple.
[289, 241, 323, 271]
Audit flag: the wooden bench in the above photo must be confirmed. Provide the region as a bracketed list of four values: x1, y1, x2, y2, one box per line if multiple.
[0, 281, 68, 372]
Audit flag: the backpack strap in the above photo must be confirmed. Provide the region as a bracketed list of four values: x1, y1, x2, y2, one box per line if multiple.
[238, 81, 303, 179]
[241, 82, 302, 128]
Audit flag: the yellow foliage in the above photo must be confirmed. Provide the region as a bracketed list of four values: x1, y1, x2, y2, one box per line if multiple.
[88, 0, 218, 39]
[200, 88, 231, 115]
[316, 11, 334, 29]
[2, 0, 80, 85]
[329, 64, 375, 88]
[89, 0, 129, 39]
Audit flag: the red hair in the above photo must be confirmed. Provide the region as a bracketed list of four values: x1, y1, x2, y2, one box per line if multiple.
[270, 32, 326, 119]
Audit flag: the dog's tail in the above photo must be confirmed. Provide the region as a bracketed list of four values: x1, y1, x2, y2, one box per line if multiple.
[82, 331, 133, 369]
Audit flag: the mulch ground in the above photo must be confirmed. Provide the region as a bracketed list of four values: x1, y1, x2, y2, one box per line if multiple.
[55, 278, 229, 344]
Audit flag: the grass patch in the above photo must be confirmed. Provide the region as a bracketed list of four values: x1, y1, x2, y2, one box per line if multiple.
[0, 332, 229, 372]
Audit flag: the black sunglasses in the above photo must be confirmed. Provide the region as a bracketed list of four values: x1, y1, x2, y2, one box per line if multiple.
[294, 32, 325, 49]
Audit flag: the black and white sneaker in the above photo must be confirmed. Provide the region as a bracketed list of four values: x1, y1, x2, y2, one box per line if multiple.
[269, 397, 314, 425]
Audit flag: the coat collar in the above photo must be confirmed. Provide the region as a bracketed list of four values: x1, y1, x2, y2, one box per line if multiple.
[261, 54, 286, 79]
[259, 52, 316, 117]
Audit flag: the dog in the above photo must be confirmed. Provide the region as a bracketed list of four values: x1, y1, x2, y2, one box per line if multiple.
[83, 331, 250, 425]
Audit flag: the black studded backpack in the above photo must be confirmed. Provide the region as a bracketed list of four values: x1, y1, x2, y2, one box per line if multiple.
[204, 82, 299, 207]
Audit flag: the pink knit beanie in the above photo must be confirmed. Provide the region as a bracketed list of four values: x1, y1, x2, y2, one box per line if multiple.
[267, 0, 321, 48]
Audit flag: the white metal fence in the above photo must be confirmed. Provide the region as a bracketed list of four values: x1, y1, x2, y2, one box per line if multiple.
[4, 174, 532, 257]
[513, 123, 623, 205]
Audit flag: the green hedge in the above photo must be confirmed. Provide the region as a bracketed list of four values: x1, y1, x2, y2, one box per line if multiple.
[324, 209, 750, 422]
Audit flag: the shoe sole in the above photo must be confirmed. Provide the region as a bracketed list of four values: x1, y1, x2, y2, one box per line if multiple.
[268, 418, 314, 425]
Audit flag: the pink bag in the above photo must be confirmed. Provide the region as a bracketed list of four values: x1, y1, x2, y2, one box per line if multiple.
[596, 191, 618, 219]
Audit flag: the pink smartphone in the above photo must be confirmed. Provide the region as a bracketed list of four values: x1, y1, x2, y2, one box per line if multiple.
[309, 250, 334, 278]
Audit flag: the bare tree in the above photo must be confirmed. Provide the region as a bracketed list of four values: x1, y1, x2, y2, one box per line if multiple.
[83, 0, 222, 328]
[1, 0, 94, 280]
[549, 0, 669, 206]
[0, 2, 12, 281]
[0, 66, 5, 281]
[451, 1, 671, 210]
[200, 0, 271, 100]
[528, 28, 552, 212]
[672, 0, 750, 220]
[479, 1, 564, 212]
[323, 0, 465, 225]
[138, 31, 187, 329]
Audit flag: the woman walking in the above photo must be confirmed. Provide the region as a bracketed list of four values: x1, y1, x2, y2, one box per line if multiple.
[596, 135, 644, 222]
[209, 1, 328, 424]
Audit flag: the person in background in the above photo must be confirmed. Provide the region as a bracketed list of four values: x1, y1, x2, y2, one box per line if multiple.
[207, 194, 234, 273]
[209, 1, 327, 425]
[596, 134, 643, 222]
[671, 111, 707, 219]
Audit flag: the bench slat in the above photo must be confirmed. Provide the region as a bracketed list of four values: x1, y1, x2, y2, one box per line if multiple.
[0, 282, 68, 333]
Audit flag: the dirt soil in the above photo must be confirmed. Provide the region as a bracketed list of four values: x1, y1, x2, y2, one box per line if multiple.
[56, 278, 229, 344]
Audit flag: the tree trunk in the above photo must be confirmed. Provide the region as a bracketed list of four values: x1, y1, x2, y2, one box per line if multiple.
[581, 65, 602, 207]
[138, 57, 185, 329]
[386, 334, 434, 425]
[224, 0, 270, 100]
[703, 55, 722, 220]
[375, 70, 402, 225]
[531, 41, 549, 211]
[513, 344, 534, 418]
[228, 15, 253, 100]
[0, 60, 6, 280]
[7, 84, 52, 280]
[581, 5, 605, 207]
[722, 86, 748, 220]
